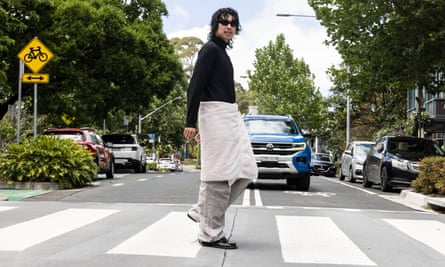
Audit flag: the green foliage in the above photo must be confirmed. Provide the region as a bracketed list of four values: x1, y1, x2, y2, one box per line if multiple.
[0, 136, 97, 189]
[0, 0, 185, 135]
[146, 162, 157, 171]
[248, 34, 327, 134]
[411, 157, 445, 195]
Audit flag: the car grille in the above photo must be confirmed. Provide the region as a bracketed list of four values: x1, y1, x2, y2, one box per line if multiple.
[257, 162, 289, 168]
[251, 142, 306, 155]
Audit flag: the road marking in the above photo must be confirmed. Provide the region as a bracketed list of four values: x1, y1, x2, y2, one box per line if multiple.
[108, 212, 200, 257]
[322, 176, 377, 195]
[0, 206, 16, 212]
[254, 189, 263, 206]
[137, 178, 147, 181]
[284, 191, 336, 197]
[112, 183, 124, 187]
[276, 216, 376, 265]
[242, 188, 250, 206]
[242, 189, 263, 206]
[0, 208, 119, 251]
[384, 219, 445, 255]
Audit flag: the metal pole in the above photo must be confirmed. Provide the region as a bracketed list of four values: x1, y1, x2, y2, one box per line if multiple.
[138, 96, 182, 134]
[346, 96, 350, 145]
[17, 61, 24, 144]
[33, 83, 38, 138]
[138, 114, 142, 134]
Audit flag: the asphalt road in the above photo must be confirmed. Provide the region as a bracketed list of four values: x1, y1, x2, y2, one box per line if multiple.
[0, 168, 444, 267]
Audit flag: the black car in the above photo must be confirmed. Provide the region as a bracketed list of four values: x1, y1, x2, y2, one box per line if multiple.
[310, 153, 336, 177]
[363, 136, 444, 191]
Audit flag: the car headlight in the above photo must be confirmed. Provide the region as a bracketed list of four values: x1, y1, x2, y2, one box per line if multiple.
[391, 158, 409, 170]
[391, 158, 418, 171]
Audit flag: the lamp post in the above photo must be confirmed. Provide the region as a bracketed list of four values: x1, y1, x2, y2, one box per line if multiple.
[276, 13, 316, 18]
[138, 96, 182, 134]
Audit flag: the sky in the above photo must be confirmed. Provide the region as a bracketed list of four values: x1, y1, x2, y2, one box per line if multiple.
[161, 0, 342, 96]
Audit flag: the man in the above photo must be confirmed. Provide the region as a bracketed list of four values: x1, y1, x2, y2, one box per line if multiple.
[183, 7, 257, 250]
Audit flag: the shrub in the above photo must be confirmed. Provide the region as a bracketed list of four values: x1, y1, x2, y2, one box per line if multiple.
[146, 162, 157, 171]
[0, 136, 97, 189]
[411, 157, 445, 195]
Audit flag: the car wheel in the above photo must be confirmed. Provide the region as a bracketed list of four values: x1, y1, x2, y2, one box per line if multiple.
[339, 167, 345, 181]
[106, 159, 114, 179]
[134, 161, 143, 173]
[142, 161, 147, 173]
[362, 164, 372, 188]
[380, 166, 392, 192]
[349, 168, 356, 183]
[287, 174, 310, 191]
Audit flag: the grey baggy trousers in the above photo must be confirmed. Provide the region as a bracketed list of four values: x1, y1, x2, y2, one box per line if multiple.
[193, 178, 251, 242]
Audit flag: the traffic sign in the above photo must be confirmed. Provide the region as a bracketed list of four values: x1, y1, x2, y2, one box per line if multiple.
[17, 37, 54, 73]
[22, 73, 49, 83]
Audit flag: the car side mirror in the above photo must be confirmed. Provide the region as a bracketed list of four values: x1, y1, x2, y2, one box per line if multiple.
[376, 143, 384, 153]
[301, 129, 311, 138]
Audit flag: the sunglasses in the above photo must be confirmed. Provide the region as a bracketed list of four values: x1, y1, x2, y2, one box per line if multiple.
[218, 19, 238, 27]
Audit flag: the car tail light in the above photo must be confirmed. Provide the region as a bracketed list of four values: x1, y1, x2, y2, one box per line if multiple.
[81, 143, 96, 154]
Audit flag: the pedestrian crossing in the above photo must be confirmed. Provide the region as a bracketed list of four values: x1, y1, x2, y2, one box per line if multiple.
[0, 204, 444, 266]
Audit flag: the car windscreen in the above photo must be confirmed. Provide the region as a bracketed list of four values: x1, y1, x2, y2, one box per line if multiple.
[355, 143, 373, 157]
[46, 132, 84, 142]
[312, 154, 332, 162]
[388, 139, 444, 158]
[244, 119, 298, 134]
[102, 135, 135, 144]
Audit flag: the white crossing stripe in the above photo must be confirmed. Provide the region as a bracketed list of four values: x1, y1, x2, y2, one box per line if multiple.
[276, 216, 376, 265]
[242, 189, 250, 206]
[384, 219, 445, 255]
[0, 206, 17, 212]
[107, 212, 200, 257]
[0, 208, 119, 251]
[254, 189, 263, 206]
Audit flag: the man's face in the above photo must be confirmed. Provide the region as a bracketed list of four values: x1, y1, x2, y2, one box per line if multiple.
[215, 14, 237, 43]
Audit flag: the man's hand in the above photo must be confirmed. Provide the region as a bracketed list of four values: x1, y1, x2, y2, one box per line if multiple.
[183, 127, 196, 141]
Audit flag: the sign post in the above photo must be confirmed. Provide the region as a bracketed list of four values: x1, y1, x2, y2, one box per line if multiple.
[17, 37, 53, 139]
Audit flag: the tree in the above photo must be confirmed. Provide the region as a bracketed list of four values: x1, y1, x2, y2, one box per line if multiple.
[1, 0, 185, 135]
[170, 36, 204, 79]
[309, 0, 445, 96]
[248, 34, 326, 133]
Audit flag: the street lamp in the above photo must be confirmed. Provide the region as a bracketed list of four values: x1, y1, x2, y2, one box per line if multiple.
[138, 96, 182, 134]
[276, 13, 316, 18]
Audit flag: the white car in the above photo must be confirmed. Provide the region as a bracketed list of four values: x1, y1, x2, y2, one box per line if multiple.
[157, 158, 177, 171]
[339, 141, 375, 182]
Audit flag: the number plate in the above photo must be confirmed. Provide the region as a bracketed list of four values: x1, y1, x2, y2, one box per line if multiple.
[260, 156, 278, 162]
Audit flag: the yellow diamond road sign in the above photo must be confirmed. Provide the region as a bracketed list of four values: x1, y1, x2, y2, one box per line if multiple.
[17, 37, 53, 73]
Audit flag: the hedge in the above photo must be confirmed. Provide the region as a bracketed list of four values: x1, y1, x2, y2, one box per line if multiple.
[411, 156, 445, 195]
[0, 136, 97, 189]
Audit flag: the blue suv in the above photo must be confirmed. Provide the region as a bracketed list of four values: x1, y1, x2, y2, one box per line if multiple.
[243, 115, 311, 190]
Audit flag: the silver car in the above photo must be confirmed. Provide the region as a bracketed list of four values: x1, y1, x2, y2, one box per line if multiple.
[339, 141, 374, 182]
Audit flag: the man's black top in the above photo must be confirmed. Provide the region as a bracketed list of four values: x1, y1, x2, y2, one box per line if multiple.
[185, 36, 235, 128]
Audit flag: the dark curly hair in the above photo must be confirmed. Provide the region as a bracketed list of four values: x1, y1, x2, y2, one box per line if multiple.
[208, 7, 242, 48]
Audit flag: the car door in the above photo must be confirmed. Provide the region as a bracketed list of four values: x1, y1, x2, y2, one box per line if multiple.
[366, 139, 385, 183]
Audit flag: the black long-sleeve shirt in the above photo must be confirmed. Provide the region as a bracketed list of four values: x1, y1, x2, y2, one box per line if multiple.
[185, 36, 235, 128]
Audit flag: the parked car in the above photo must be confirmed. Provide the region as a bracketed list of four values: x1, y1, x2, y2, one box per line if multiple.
[44, 128, 114, 179]
[310, 153, 336, 177]
[173, 159, 183, 172]
[363, 136, 444, 192]
[157, 158, 177, 171]
[102, 134, 146, 173]
[339, 141, 375, 182]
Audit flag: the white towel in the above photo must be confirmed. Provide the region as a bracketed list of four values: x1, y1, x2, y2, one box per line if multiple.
[199, 101, 257, 184]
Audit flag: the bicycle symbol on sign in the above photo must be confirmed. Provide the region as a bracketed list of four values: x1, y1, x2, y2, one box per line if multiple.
[23, 46, 48, 63]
